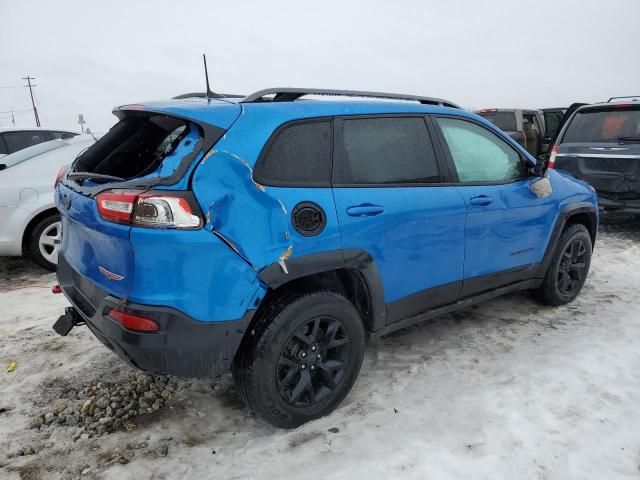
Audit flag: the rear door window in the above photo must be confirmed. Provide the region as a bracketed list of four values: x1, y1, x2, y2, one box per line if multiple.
[436, 117, 527, 183]
[255, 120, 332, 186]
[562, 108, 640, 143]
[333, 117, 441, 185]
[478, 111, 517, 132]
[544, 111, 564, 139]
[3, 130, 50, 153]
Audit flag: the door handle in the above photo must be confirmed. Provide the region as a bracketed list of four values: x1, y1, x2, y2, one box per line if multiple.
[469, 195, 494, 206]
[346, 204, 385, 217]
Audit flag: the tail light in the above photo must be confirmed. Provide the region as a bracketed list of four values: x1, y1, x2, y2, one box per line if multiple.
[548, 145, 559, 169]
[108, 308, 158, 332]
[54, 166, 68, 188]
[96, 190, 202, 229]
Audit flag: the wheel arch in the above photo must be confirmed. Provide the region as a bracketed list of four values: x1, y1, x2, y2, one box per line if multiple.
[256, 249, 387, 333]
[535, 202, 597, 278]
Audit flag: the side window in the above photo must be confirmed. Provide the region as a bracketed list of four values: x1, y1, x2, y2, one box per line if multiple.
[544, 111, 564, 139]
[334, 117, 440, 184]
[0, 134, 7, 155]
[3, 131, 49, 153]
[255, 120, 331, 186]
[523, 113, 541, 134]
[436, 117, 527, 183]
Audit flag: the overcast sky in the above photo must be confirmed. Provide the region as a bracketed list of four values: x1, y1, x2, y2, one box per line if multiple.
[1, 0, 639, 132]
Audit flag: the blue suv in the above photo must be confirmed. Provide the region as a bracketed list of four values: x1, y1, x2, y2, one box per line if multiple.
[53, 88, 598, 428]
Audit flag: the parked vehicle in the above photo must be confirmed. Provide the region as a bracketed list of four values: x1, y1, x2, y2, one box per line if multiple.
[475, 108, 546, 157]
[549, 96, 640, 213]
[0, 136, 97, 269]
[53, 88, 598, 428]
[0, 127, 78, 158]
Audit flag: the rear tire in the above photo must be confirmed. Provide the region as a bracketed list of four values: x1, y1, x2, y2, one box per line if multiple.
[28, 214, 61, 271]
[535, 223, 592, 306]
[233, 290, 365, 428]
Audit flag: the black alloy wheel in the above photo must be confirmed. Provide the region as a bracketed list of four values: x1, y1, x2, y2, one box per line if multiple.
[276, 316, 351, 407]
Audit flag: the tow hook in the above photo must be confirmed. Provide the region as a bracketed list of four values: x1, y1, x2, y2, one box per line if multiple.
[51, 284, 62, 294]
[53, 307, 85, 337]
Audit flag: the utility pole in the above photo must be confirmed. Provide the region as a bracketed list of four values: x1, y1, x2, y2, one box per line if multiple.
[22, 76, 41, 127]
[10, 107, 15, 126]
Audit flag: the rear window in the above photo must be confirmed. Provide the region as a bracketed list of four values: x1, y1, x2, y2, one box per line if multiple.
[334, 117, 440, 184]
[73, 113, 191, 181]
[255, 120, 332, 186]
[562, 108, 640, 143]
[478, 111, 517, 132]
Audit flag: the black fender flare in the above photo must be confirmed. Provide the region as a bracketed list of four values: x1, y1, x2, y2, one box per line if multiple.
[257, 249, 387, 331]
[535, 202, 598, 278]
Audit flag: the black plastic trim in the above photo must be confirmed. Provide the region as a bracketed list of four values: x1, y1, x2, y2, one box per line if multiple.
[241, 87, 460, 108]
[257, 249, 387, 329]
[374, 279, 542, 337]
[534, 202, 597, 278]
[56, 253, 253, 377]
[386, 281, 462, 324]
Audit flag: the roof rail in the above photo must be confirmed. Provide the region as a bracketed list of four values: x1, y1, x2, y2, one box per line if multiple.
[173, 92, 245, 100]
[608, 95, 640, 102]
[240, 88, 460, 108]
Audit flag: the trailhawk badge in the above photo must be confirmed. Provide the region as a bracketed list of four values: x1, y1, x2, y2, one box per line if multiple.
[98, 266, 124, 281]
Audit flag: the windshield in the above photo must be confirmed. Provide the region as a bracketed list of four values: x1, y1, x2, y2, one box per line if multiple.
[478, 111, 517, 132]
[0, 139, 68, 169]
[562, 108, 640, 143]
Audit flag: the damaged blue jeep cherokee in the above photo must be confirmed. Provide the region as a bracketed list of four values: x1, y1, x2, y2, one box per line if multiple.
[54, 88, 598, 428]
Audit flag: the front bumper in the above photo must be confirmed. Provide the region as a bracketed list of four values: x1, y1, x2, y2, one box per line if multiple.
[56, 253, 254, 377]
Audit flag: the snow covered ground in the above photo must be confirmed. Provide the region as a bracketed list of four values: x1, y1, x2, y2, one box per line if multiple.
[1, 221, 639, 480]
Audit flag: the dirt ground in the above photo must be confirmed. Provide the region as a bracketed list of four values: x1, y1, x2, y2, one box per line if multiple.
[1, 218, 640, 480]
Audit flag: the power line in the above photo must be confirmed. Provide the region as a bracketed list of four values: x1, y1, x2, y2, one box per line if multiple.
[22, 76, 41, 127]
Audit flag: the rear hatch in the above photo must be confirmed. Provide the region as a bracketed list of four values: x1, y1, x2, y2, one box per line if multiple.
[553, 104, 640, 197]
[56, 100, 240, 298]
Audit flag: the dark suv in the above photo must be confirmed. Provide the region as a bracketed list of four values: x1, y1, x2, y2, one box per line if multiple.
[53, 88, 598, 428]
[550, 96, 640, 213]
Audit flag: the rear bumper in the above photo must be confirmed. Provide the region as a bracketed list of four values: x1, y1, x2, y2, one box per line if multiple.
[56, 253, 254, 377]
[598, 194, 640, 213]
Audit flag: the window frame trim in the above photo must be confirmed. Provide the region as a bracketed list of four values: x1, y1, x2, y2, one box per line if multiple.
[331, 113, 451, 188]
[431, 114, 534, 187]
[252, 117, 334, 188]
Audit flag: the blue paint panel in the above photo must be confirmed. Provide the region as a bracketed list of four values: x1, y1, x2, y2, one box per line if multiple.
[333, 186, 467, 303]
[128, 227, 263, 322]
[55, 184, 133, 298]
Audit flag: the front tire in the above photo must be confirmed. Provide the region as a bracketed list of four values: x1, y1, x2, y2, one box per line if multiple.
[28, 214, 62, 271]
[233, 290, 365, 428]
[535, 223, 592, 306]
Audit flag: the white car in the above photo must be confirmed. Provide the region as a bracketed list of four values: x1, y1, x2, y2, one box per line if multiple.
[0, 136, 97, 270]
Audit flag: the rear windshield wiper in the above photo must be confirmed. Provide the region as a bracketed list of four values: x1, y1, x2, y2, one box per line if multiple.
[66, 172, 126, 183]
[618, 136, 640, 144]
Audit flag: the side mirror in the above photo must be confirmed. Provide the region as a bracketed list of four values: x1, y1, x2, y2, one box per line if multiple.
[532, 154, 549, 177]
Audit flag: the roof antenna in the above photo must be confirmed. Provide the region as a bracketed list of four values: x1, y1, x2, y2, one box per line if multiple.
[203, 54, 214, 100]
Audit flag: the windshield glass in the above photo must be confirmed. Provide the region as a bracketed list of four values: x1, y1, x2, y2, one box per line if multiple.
[562, 108, 640, 143]
[478, 111, 517, 132]
[0, 139, 68, 169]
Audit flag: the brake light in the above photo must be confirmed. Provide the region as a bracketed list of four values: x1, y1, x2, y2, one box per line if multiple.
[480, 108, 498, 113]
[548, 145, 559, 169]
[96, 191, 138, 224]
[108, 308, 158, 332]
[96, 190, 202, 229]
[54, 166, 67, 188]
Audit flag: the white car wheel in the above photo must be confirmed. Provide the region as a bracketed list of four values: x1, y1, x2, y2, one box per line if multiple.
[38, 220, 62, 265]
